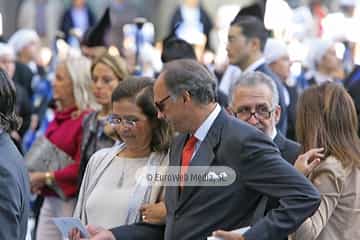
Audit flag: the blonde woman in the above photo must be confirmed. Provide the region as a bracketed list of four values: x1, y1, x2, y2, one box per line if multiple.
[29, 56, 98, 240]
[78, 51, 128, 189]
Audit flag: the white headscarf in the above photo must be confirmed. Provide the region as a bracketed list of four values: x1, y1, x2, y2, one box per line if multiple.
[8, 29, 39, 54]
[264, 38, 289, 64]
[305, 39, 333, 70]
[0, 43, 15, 59]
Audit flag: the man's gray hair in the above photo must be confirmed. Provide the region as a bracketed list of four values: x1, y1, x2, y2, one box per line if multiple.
[162, 59, 216, 104]
[230, 71, 279, 107]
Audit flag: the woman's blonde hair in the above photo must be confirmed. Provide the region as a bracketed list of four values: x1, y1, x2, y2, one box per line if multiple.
[91, 51, 128, 82]
[64, 56, 100, 111]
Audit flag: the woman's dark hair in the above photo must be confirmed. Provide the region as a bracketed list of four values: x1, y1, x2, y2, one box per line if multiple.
[296, 82, 360, 167]
[111, 76, 172, 153]
[0, 69, 21, 132]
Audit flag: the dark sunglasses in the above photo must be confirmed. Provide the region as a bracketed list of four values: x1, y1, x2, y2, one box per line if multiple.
[155, 95, 171, 112]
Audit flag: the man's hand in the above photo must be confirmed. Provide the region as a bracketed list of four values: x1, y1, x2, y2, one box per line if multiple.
[294, 148, 324, 176]
[68, 225, 116, 240]
[212, 230, 245, 240]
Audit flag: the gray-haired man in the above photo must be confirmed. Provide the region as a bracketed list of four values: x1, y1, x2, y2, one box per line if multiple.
[229, 71, 300, 164]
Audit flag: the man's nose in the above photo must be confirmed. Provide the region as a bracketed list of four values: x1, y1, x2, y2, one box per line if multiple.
[157, 110, 165, 120]
[247, 114, 259, 126]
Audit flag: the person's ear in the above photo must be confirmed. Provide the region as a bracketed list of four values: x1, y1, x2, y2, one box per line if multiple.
[250, 38, 261, 51]
[182, 91, 191, 103]
[274, 105, 281, 124]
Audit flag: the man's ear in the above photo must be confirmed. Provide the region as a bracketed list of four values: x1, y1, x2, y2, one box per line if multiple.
[274, 105, 281, 124]
[250, 38, 261, 52]
[182, 91, 192, 103]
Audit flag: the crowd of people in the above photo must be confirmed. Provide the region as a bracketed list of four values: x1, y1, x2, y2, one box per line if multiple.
[1, 0, 360, 239]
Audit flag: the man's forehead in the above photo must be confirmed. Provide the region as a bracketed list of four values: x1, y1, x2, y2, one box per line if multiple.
[154, 74, 168, 96]
[233, 85, 272, 105]
[229, 25, 243, 35]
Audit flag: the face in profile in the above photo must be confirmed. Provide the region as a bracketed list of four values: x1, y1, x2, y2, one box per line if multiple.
[153, 74, 189, 133]
[22, 41, 39, 61]
[110, 99, 152, 149]
[226, 25, 252, 69]
[269, 55, 291, 82]
[53, 63, 75, 107]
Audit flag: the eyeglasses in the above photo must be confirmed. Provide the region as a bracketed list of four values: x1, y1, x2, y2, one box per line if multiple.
[234, 105, 274, 121]
[107, 114, 139, 127]
[155, 95, 171, 112]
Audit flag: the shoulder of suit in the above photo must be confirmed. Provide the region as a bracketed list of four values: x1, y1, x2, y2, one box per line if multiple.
[221, 116, 268, 147]
[283, 136, 301, 150]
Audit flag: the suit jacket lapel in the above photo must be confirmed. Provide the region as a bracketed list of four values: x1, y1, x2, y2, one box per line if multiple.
[166, 134, 188, 211]
[176, 110, 226, 211]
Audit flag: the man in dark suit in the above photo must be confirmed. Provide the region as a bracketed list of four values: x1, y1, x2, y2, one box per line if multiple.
[229, 71, 300, 164]
[77, 59, 319, 240]
[228, 71, 301, 232]
[226, 15, 288, 134]
[0, 69, 30, 239]
[60, 0, 96, 45]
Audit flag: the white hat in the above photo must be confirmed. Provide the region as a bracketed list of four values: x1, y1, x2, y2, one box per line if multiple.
[306, 39, 333, 70]
[8, 29, 39, 53]
[0, 43, 15, 59]
[264, 38, 288, 64]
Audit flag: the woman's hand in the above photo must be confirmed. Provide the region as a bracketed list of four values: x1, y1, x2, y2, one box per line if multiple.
[140, 201, 167, 224]
[29, 172, 46, 192]
[294, 148, 324, 176]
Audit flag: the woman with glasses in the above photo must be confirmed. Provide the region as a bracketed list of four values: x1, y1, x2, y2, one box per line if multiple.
[73, 78, 172, 229]
[78, 51, 128, 191]
[290, 83, 360, 240]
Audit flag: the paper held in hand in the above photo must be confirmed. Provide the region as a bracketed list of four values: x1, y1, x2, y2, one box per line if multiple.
[207, 226, 251, 240]
[52, 217, 90, 238]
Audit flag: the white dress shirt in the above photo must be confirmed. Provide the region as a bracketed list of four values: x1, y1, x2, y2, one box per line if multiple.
[190, 104, 221, 161]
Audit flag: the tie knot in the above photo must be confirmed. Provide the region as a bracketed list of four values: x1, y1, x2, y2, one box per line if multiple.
[184, 135, 198, 149]
[188, 135, 198, 144]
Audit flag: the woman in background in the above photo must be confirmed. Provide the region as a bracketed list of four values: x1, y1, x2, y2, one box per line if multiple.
[292, 83, 360, 239]
[79, 51, 128, 189]
[29, 56, 98, 240]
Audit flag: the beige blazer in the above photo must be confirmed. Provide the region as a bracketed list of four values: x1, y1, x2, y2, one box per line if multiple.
[291, 156, 360, 240]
